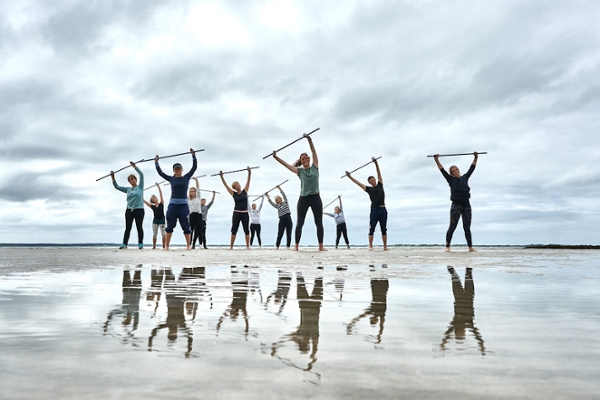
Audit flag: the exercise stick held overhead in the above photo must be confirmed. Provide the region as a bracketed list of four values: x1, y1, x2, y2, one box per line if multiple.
[210, 167, 259, 177]
[426, 152, 487, 158]
[341, 156, 382, 178]
[96, 159, 144, 181]
[322, 195, 341, 210]
[263, 128, 320, 159]
[253, 179, 289, 201]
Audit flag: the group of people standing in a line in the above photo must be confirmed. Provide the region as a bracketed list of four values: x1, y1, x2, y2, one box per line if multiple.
[110, 136, 479, 252]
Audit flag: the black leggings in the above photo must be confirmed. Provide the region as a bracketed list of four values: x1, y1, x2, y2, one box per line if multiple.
[189, 212, 203, 246]
[446, 203, 472, 247]
[231, 212, 250, 235]
[276, 214, 293, 248]
[295, 194, 324, 245]
[250, 223, 262, 246]
[335, 222, 349, 246]
[123, 208, 144, 245]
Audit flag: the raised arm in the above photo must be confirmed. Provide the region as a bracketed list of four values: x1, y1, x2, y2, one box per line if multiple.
[184, 148, 198, 178]
[219, 172, 234, 196]
[472, 152, 478, 166]
[373, 157, 382, 185]
[243, 167, 251, 193]
[155, 155, 170, 180]
[111, 171, 127, 193]
[272, 151, 298, 175]
[338, 196, 343, 212]
[305, 134, 318, 168]
[131, 162, 144, 189]
[193, 177, 199, 189]
[433, 154, 444, 170]
[157, 183, 164, 204]
[143, 199, 153, 208]
[345, 172, 367, 191]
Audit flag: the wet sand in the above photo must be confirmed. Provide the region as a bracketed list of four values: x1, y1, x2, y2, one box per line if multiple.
[0, 245, 574, 274]
[0, 246, 598, 400]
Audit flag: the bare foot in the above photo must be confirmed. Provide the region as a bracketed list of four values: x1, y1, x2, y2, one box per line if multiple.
[383, 247, 389, 251]
[469, 247, 477, 252]
[293, 245, 299, 251]
[445, 247, 450, 252]
[368, 247, 373, 251]
[319, 245, 327, 251]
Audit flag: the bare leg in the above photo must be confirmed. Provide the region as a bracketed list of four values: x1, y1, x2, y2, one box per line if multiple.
[165, 232, 172, 250]
[368, 235, 374, 250]
[245, 234, 250, 249]
[152, 237, 157, 249]
[230, 235, 236, 249]
[293, 243, 299, 251]
[185, 233, 191, 250]
[382, 235, 389, 250]
[469, 247, 477, 252]
[318, 243, 327, 251]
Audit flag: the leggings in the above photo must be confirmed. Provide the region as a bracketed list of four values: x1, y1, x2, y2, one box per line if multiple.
[446, 203, 472, 247]
[200, 220, 207, 246]
[250, 223, 262, 246]
[123, 208, 145, 245]
[276, 214, 293, 248]
[335, 222, 350, 246]
[166, 203, 191, 234]
[231, 212, 250, 235]
[189, 212, 203, 246]
[295, 194, 324, 244]
[368, 207, 388, 235]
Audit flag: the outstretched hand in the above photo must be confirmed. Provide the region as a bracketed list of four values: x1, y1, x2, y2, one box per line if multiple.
[190, 148, 195, 156]
[154, 155, 159, 162]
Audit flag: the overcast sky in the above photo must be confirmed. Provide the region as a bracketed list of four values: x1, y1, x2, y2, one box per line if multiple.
[1, 0, 599, 246]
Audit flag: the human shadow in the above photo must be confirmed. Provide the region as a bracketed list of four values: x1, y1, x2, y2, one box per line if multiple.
[345, 264, 388, 347]
[147, 267, 194, 357]
[103, 267, 142, 344]
[439, 266, 486, 356]
[216, 265, 250, 339]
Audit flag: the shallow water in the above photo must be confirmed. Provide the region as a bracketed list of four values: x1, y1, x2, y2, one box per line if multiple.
[0, 261, 599, 399]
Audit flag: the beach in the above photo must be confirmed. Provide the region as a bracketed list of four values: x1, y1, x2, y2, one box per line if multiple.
[1, 246, 598, 399]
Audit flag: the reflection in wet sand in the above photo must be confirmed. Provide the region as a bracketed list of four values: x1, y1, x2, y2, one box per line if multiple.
[103, 267, 142, 344]
[345, 264, 388, 347]
[264, 270, 292, 317]
[147, 268, 193, 357]
[439, 266, 486, 356]
[216, 265, 250, 339]
[269, 271, 323, 382]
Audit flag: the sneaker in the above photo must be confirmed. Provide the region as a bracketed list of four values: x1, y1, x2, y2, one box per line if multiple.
[138, 243, 143, 249]
[119, 244, 127, 249]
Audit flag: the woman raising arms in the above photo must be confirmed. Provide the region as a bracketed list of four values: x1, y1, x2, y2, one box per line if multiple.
[272, 134, 326, 251]
[219, 167, 252, 249]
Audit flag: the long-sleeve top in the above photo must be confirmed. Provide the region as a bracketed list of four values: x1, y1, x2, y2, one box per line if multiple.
[201, 201, 213, 221]
[113, 166, 145, 209]
[155, 157, 197, 205]
[440, 164, 476, 204]
[268, 190, 292, 217]
[250, 197, 264, 224]
[188, 197, 202, 214]
[324, 204, 346, 225]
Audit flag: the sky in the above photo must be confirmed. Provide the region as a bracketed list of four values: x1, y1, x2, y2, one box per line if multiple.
[1, 0, 599, 246]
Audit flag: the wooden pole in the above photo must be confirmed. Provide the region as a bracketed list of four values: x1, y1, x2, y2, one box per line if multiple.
[340, 156, 382, 178]
[263, 128, 320, 159]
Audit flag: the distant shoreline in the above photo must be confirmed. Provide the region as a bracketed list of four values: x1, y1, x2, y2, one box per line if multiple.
[524, 244, 600, 249]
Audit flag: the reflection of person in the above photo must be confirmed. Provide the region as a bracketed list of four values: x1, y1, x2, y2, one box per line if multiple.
[439, 266, 485, 356]
[216, 265, 250, 338]
[270, 272, 323, 373]
[264, 270, 292, 316]
[178, 267, 212, 322]
[220, 168, 252, 249]
[266, 186, 293, 249]
[250, 196, 264, 247]
[155, 149, 197, 250]
[110, 162, 145, 249]
[199, 191, 216, 249]
[272, 134, 326, 251]
[148, 268, 193, 357]
[187, 178, 202, 249]
[103, 267, 142, 341]
[144, 183, 166, 249]
[346, 265, 388, 345]
[323, 197, 350, 249]
[433, 153, 478, 252]
[345, 157, 388, 250]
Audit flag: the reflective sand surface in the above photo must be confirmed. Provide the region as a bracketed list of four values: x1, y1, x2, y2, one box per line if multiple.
[0, 258, 599, 399]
